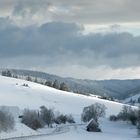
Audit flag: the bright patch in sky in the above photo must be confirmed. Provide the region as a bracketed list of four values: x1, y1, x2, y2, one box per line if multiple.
[84, 23, 140, 36]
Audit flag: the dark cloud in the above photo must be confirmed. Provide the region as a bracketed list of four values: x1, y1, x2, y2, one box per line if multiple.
[0, 19, 140, 70]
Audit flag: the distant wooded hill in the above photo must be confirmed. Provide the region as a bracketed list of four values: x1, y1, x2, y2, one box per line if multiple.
[1, 68, 140, 100]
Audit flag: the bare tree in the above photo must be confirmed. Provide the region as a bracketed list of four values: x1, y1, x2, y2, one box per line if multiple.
[117, 105, 132, 121]
[40, 106, 54, 127]
[81, 103, 106, 123]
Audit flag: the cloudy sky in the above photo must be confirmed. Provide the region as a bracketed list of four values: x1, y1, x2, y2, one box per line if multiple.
[1, 0, 140, 80]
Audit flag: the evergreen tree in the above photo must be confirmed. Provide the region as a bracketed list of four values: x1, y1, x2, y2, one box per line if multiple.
[26, 76, 32, 81]
[1, 70, 12, 77]
[34, 77, 38, 83]
[1, 71, 6, 76]
[52, 80, 59, 89]
[12, 75, 18, 79]
[60, 82, 69, 91]
[7, 70, 12, 77]
[45, 81, 52, 87]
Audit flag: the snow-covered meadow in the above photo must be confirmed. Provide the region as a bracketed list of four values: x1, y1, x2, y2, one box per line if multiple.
[0, 76, 126, 116]
[27, 120, 137, 140]
[0, 76, 138, 139]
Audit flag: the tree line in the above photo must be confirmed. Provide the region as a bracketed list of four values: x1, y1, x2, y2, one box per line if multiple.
[1, 70, 69, 92]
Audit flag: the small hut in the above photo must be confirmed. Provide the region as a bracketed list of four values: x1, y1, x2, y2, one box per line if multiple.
[86, 119, 101, 132]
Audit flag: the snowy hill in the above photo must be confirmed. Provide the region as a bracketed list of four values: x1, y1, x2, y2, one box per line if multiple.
[124, 93, 140, 106]
[3, 69, 140, 99]
[0, 75, 138, 140]
[0, 75, 126, 117]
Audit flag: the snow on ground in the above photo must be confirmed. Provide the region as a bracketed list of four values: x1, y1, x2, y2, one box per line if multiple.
[0, 76, 131, 118]
[0, 75, 138, 140]
[0, 122, 36, 139]
[124, 93, 140, 104]
[27, 119, 137, 140]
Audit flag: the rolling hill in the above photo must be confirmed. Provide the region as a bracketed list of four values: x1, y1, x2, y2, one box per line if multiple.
[2, 69, 140, 99]
[0, 75, 125, 117]
[0, 75, 138, 140]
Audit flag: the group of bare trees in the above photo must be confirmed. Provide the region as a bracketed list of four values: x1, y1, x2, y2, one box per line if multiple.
[81, 103, 140, 136]
[21, 103, 106, 131]
[109, 105, 140, 135]
[21, 106, 75, 130]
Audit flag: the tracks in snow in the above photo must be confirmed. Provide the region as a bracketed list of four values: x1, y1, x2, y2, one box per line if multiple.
[0, 124, 85, 140]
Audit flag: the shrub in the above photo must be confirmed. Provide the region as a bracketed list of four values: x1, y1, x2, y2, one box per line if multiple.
[109, 115, 118, 121]
[21, 109, 43, 130]
[55, 114, 67, 124]
[54, 113, 75, 124]
[0, 108, 15, 132]
[66, 114, 75, 123]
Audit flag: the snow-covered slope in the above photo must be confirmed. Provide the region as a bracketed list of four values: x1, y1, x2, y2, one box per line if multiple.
[6, 69, 140, 99]
[0, 75, 128, 117]
[0, 76, 138, 140]
[124, 93, 140, 106]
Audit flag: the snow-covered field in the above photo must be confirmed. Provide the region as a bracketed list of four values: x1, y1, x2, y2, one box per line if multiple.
[0, 76, 127, 116]
[27, 120, 137, 140]
[0, 76, 138, 140]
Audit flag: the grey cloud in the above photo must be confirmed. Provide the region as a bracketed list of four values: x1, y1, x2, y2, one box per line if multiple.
[11, 0, 140, 24]
[12, 0, 50, 17]
[0, 0, 140, 25]
[0, 19, 140, 69]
